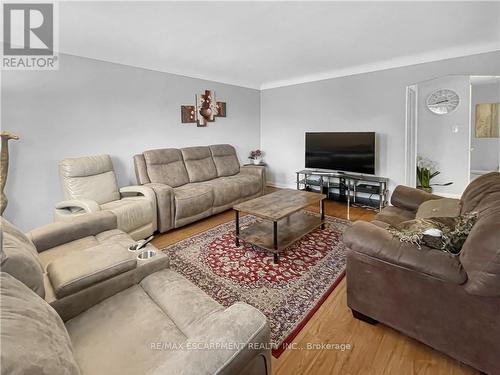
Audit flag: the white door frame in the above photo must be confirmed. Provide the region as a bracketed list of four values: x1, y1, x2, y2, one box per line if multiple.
[405, 84, 418, 187]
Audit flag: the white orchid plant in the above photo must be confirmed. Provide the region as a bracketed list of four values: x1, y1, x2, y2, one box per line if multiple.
[417, 157, 440, 191]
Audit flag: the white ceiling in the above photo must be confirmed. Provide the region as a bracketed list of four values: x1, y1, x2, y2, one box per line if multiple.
[57, 1, 500, 89]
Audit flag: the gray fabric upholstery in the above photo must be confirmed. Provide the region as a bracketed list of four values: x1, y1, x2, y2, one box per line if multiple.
[144, 183, 175, 233]
[38, 229, 134, 271]
[133, 154, 151, 184]
[173, 183, 214, 221]
[181, 146, 218, 183]
[29, 211, 117, 252]
[59, 154, 120, 205]
[144, 148, 189, 187]
[66, 269, 270, 375]
[1, 218, 45, 298]
[0, 273, 81, 375]
[209, 144, 240, 177]
[47, 244, 137, 298]
[101, 198, 153, 233]
[56, 155, 156, 241]
[135, 145, 266, 233]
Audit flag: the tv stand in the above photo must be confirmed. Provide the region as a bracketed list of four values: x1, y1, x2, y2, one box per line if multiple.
[296, 169, 389, 219]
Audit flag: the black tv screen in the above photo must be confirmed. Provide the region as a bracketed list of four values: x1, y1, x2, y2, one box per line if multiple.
[305, 132, 375, 174]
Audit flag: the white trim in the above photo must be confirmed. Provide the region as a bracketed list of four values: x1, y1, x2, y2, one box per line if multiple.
[260, 43, 500, 90]
[405, 85, 418, 187]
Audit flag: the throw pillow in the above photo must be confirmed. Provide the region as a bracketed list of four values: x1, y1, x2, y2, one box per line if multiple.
[416, 198, 462, 219]
[388, 212, 478, 255]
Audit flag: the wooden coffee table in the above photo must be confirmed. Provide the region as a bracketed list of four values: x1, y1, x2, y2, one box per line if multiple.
[233, 189, 326, 263]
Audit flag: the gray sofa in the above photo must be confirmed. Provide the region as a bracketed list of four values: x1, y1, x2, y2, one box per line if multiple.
[134, 144, 266, 233]
[1, 213, 271, 374]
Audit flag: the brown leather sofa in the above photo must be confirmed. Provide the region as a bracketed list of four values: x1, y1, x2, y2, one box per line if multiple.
[343, 172, 500, 374]
[1, 213, 271, 374]
[134, 144, 266, 233]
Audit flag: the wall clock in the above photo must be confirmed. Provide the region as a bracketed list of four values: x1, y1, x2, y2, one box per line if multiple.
[426, 89, 460, 114]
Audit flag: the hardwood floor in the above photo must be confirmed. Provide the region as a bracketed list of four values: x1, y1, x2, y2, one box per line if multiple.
[151, 190, 476, 375]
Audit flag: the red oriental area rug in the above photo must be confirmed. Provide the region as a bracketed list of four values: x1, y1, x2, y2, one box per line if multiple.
[162, 213, 350, 358]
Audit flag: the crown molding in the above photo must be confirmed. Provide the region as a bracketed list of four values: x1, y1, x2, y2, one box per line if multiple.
[260, 43, 500, 90]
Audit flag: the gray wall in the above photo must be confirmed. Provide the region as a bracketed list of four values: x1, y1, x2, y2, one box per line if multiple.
[417, 75, 471, 196]
[1, 54, 261, 231]
[471, 81, 500, 172]
[261, 52, 500, 197]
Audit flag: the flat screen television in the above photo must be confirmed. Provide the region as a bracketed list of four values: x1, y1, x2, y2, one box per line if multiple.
[305, 132, 375, 175]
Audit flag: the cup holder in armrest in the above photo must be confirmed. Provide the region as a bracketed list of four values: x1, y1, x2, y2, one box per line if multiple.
[137, 249, 156, 260]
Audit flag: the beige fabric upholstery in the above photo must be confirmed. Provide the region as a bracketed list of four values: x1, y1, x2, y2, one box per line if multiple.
[1, 218, 45, 298]
[416, 198, 462, 219]
[144, 183, 175, 233]
[59, 154, 120, 204]
[38, 229, 134, 271]
[143, 148, 189, 187]
[56, 155, 156, 240]
[134, 144, 266, 233]
[47, 244, 137, 298]
[0, 273, 81, 375]
[173, 183, 214, 222]
[29, 211, 117, 252]
[66, 269, 270, 375]
[101, 198, 153, 233]
[181, 146, 218, 183]
[210, 144, 240, 177]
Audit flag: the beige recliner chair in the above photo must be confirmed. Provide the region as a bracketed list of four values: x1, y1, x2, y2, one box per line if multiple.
[54, 154, 156, 240]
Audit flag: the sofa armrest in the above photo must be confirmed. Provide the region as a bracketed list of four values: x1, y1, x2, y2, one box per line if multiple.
[28, 211, 117, 252]
[144, 183, 175, 233]
[47, 243, 137, 298]
[343, 221, 467, 284]
[120, 185, 157, 231]
[151, 302, 271, 375]
[240, 165, 266, 194]
[391, 185, 442, 212]
[54, 199, 100, 219]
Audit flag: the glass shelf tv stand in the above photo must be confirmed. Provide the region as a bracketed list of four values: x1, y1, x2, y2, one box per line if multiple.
[295, 169, 389, 220]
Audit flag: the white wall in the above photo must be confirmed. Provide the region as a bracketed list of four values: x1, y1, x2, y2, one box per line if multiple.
[417, 75, 471, 196]
[470, 81, 500, 172]
[261, 52, 500, 196]
[1, 54, 261, 231]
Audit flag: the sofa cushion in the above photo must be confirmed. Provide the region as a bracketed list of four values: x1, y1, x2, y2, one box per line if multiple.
[59, 154, 120, 205]
[209, 144, 240, 177]
[223, 174, 262, 198]
[101, 197, 153, 234]
[181, 146, 218, 183]
[47, 244, 137, 298]
[344, 221, 467, 285]
[202, 177, 242, 207]
[0, 272, 81, 375]
[374, 206, 416, 227]
[173, 183, 214, 220]
[1, 218, 45, 298]
[143, 148, 189, 188]
[66, 277, 187, 375]
[416, 198, 462, 219]
[38, 229, 135, 270]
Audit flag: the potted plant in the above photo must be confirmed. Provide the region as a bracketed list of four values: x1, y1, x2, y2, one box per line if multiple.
[249, 149, 264, 165]
[416, 157, 440, 193]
